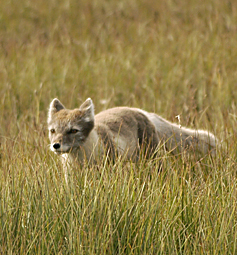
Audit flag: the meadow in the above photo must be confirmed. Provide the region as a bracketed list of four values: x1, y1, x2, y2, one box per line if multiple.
[0, 0, 236, 254]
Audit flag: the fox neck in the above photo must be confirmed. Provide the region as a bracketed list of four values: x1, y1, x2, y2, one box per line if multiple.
[62, 129, 102, 165]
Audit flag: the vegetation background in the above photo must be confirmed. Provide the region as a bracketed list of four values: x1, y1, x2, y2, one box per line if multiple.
[0, 0, 236, 254]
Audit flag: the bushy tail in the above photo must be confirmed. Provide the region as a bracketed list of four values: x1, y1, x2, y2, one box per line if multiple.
[147, 113, 217, 155]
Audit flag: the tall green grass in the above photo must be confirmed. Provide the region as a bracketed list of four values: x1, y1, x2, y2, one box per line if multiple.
[0, 0, 236, 254]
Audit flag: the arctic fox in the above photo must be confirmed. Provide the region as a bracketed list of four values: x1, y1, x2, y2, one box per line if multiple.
[48, 98, 217, 166]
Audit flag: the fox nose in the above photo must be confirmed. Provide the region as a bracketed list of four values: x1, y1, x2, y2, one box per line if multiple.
[53, 143, 61, 150]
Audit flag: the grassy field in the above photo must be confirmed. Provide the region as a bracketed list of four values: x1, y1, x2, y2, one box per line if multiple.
[0, 0, 236, 254]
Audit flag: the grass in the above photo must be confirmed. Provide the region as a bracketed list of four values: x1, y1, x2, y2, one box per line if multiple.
[0, 0, 237, 254]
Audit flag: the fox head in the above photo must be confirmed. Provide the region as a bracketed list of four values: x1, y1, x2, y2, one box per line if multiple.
[47, 98, 94, 154]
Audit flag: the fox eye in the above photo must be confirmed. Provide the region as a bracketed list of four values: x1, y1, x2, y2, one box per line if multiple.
[70, 129, 78, 134]
[50, 129, 56, 134]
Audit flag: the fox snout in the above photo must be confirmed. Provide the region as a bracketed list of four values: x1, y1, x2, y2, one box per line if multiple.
[50, 134, 72, 153]
[50, 140, 62, 153]
[51, 135, 63, 151]
[50, 141, 71, 154]
[53, 143, 61, 150]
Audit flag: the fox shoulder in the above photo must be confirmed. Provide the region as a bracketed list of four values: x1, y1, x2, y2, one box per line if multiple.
[95, 107, 159, 154]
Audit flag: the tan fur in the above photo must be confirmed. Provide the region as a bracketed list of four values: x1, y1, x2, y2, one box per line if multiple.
[48, 98, 217, 167]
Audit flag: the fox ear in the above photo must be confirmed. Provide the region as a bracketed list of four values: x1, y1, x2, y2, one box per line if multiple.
[48, 98, 65, 123]
[79, 98, 94, 122]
